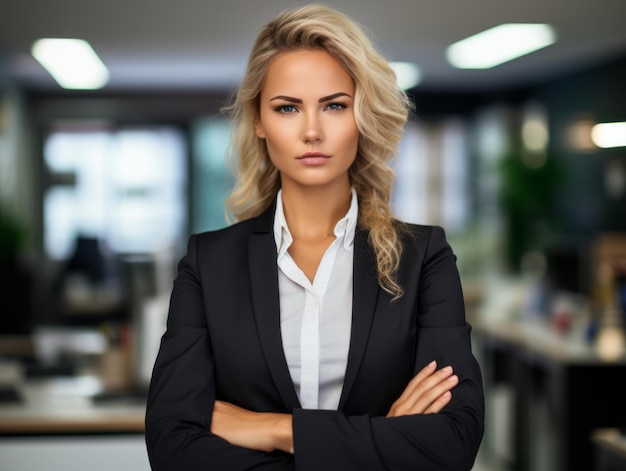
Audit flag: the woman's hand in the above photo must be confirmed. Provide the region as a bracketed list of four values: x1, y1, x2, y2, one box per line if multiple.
[386, 360, 458, 417]
[211, 361, 457, 452]
[211, 400, 294, 454]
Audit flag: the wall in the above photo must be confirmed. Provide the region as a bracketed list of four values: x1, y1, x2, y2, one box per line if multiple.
[535, 55, 626, 237]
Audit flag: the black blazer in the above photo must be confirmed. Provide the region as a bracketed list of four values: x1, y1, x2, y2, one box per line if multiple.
[145, 203, 484, 471]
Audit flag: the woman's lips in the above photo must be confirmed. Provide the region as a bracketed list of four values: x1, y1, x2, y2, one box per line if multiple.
[297, 152, 331, 165]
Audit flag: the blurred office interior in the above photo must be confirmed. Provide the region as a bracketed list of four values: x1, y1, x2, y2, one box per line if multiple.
[1, 1, 626, 470]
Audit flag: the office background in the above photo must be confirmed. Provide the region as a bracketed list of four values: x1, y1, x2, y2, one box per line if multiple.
[1, 1, 626, 469]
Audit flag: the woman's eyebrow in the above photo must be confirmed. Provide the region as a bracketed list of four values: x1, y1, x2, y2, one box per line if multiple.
[318, 92, 352, 103]
[269, 95, 302, 103]
[268, 92, 352, 103]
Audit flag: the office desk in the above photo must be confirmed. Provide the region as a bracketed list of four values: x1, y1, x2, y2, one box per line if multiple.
[474, 319, 626, 471]
[0, 375, 148, 470]
[0, 375, 145, 435]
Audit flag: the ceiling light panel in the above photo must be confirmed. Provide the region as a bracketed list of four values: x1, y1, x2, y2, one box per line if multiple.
[447, 24, 556, 69]
[592, 122, 626, 148]
[32, 38, 109, 90]
[390, 62, 421, 89]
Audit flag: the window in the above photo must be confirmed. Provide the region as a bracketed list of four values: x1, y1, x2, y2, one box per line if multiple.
[43, 124, 187, 260]
[394, 119, 471, 233]
[191, 117, 233, 233]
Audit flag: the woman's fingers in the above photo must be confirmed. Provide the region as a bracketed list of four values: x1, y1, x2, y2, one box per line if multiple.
[386, 362, 459, 417]
[423, 390, 453, 414]
[393, 360, 438, 404]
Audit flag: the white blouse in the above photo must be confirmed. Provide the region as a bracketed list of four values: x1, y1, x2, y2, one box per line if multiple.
[273, 189, 357, 410]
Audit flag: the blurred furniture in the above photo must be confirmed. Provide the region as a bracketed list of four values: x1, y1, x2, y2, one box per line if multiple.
[592, 428, 626, 471]
[0, 332, 149, 471]
[592, 234, 626, 329]
[0, 375, 145, 435]
[53, 236, 129, 325]
[592, 233, 626, 278]
[0, 435, 149, 471]
[474, 319, 626, 471]
[0, 258, 34, 334]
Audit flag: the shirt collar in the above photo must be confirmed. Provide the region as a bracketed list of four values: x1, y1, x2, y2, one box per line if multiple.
[273, 188, 358, 255]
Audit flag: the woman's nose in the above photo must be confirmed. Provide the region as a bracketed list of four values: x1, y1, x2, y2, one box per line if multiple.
[302, 112, 324, 143]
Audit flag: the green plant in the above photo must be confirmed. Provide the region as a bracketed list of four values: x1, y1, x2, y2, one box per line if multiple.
[0, 206, 28, 262]
[499, 150, 565, 271]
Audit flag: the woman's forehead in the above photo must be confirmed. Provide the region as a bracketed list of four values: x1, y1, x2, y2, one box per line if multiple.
[261, 49, 354, 99]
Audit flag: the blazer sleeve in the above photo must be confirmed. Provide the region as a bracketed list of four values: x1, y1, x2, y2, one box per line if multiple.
[292, 226, 484, 471]
[144, 234, 294, 471]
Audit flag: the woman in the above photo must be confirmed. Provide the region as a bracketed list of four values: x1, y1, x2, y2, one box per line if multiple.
[145, 5, 484, 470]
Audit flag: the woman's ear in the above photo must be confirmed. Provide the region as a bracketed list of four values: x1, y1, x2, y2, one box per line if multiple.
[254, 117, 266, 139]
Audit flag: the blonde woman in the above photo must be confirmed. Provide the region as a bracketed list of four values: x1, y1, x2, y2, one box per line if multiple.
[146, 5, 483, 470]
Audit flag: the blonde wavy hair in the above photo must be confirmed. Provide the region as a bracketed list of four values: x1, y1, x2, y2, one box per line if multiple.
[225, 4, 412, 298]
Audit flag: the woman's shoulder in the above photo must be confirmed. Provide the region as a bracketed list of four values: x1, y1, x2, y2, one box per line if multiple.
[395, 221, 451, 254]
[193, 217, 259, 246]
[397, 220, 445, 239]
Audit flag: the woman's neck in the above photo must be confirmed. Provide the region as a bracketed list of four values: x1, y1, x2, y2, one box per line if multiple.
[280, 184, 352, 241]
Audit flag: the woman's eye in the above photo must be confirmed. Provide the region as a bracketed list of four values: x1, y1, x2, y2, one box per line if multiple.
[326, 102, 346, 111]
[276, 104, 298, 113]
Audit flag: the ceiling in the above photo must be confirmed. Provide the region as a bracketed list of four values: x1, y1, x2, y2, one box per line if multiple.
[1, 0, 626, 93]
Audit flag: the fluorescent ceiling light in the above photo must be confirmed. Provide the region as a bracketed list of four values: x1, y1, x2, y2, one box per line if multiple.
[390, 61, 421, 89]
[592, 122, 626, 148]
[447, 24, 556, 69]
[32, 38, 109, 90]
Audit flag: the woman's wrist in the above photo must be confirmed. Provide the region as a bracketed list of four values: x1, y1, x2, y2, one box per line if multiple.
[269, 413, 294, 454]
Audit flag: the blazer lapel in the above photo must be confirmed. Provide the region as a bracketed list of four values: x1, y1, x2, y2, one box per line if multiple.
[339, 226, 380, 409]
[248, 204, 301, 410]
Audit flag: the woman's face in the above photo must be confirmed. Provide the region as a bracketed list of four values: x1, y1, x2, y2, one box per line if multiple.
[255, 48, 359, 193]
